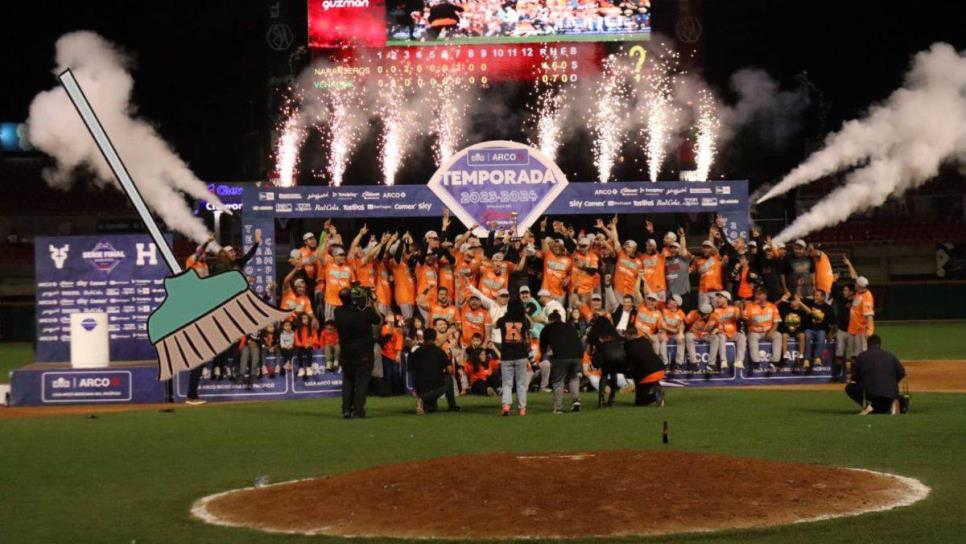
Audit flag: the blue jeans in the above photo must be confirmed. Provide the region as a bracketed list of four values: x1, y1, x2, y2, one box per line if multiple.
[804, 329, 827, 361]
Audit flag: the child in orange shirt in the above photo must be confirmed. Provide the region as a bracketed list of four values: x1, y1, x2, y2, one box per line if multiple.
[320, 320, 340, 372]
[294, 314, 319, 380]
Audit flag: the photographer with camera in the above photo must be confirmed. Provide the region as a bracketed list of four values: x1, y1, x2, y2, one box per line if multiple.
[334, 285, 382, 419]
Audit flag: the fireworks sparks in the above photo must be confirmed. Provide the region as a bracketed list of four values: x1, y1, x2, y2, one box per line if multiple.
[533, 87, 566, 162]
[431, 77, 469, 166]
[325, 86, 363, 187]
[692, 89, 720, 182]
[378, 80, 410, 186]
[637, 47, 680, 182]
[274, 97, 306, 188]
[591, 56, 629, 183]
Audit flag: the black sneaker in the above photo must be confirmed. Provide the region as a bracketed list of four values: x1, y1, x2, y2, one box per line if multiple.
[448, 405, 462, 413]
[572, 401, 581, 412]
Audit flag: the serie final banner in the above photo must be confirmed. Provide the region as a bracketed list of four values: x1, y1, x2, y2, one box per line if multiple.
[35, 234, 172, 363]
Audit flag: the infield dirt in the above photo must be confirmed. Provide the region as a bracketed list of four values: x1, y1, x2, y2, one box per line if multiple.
[194, 450, 927, 539]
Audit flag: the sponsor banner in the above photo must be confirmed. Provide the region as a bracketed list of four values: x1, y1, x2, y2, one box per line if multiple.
[171, 353, 353, 401]
[663, 339, 835, 387]
[546, 180, 748, 215]
[195, 182, 246, 214]
[35, 235, 172, 363]
[243, 185, 441, 218]
[9, 366, 165, 406]
[428, 141, 568, 235]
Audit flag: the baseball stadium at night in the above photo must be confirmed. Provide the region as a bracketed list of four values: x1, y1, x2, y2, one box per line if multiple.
[2, 1, 966, 542]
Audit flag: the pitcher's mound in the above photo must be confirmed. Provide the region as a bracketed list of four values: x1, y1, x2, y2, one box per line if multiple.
[193, 450, 928, 539]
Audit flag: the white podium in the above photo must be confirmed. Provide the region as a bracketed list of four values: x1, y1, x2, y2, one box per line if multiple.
[70, 312, 110, 368]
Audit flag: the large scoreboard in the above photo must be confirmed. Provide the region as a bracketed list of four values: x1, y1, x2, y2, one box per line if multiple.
[308, 0, 652, 87]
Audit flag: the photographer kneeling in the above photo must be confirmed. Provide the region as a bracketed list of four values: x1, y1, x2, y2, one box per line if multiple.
[409, 329, 460, 414]
[334, 286, 382, 419]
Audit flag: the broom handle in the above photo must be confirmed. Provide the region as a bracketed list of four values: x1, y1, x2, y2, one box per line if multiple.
[58, 69, 182, 274]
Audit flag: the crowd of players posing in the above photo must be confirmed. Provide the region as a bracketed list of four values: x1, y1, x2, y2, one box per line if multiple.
[184, 209, 876, 413]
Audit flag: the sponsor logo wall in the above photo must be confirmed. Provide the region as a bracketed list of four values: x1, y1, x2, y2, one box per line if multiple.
[35, 235, 171, 363]
[9, 366, 165, 406]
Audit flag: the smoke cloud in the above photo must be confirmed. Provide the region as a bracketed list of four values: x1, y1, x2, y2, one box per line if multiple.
[27, 31, 223, 244]
[759, 43, 966, 242]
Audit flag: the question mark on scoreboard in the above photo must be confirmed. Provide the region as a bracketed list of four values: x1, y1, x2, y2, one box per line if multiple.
[629, 45, 647, 81]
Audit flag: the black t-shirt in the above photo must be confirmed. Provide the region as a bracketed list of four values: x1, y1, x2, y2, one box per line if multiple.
[625, 337, 664, 381]
[495, 316, 530, 360]
[539, 321, 583, 360]
[804, 301, 834, 332]
[830, 279, 853, 330]
[409, 344, 450, 393]
[778, 302, 808, 334]
[334, 306, 381, 357]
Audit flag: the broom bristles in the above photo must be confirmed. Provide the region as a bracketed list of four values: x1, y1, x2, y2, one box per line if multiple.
[155, 291, 291, 381]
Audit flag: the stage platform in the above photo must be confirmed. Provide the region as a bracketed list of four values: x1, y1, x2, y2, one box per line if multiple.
[9, 361, 166, 406]
[8, 340, 836, 406]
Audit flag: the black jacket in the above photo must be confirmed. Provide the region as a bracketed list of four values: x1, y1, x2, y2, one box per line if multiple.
[539, 321, 583, 360]
[852, 346, 906, 400]
[625, 337, 664, 383]
[334, 306, 381, 359]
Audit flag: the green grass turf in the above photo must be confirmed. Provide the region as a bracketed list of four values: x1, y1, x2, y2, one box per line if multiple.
[2, 390, 966, 544]
[0, 342, 33, 384]
[386, 31, 650, 46]
[875, 321, 966, 360]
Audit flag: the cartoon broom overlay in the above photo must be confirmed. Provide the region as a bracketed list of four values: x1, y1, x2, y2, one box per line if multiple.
[59, 69, 290, 380]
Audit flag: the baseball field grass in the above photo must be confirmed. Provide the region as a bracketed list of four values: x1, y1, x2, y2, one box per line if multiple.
[1, 322, 964, 543]
[2, 390, 966, 543]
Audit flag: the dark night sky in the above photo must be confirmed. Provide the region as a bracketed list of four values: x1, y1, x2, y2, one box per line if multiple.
[1, 0, 964, 183]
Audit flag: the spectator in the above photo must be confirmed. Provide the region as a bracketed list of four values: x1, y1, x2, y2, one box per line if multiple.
[496, 299, 533, 416]
[659, 294, 687, 369]
[744, 287, 783, 371]
[801, 289, 834, 369]
[539, 309, 584, 413]
[783, 239, 816, 298]
[777, 293, 809, 369]
[684, 302, 719, 371]
[846, 335, 906, 415]
[843, 256, 875, 366]
[463, 334, 500, 396]
[710, 291, 746, 371]
[320, 319, 340, 372]
[410, 329, 461, 413]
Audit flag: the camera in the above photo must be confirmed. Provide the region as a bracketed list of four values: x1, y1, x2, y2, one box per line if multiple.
[350, 285, 375, 311]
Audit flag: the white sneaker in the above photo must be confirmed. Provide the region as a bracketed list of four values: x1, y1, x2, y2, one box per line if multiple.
[202, 368, 211, 380]
[734, 360, 744, 370]
[213, 366, 221, 379]
[297, 368, 305, 377]
[312, 362, 321, 372]
[261, 364, 269, 376]
[858, 405, 874, 416]
[306, 367, 315, 377]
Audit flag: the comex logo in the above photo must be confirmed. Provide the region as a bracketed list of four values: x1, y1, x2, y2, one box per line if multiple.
[51, 377, 71, 389]
[81, 318, 98, 331]
[49, 244, 70, 269]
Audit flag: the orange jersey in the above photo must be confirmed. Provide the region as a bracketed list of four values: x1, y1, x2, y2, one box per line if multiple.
[661, 308, 687, 333]
[294, 326, 318, 348]
[350, 257, 376, 289]
[380, 325, 404, 362]
[438, 265, 456, 297]
[300, 246, 319, 281]
[814, 252, 834, 294]
[460, 305, 491, 346]
[542, 253, 573, 297]
[685, 310, 715, 337]
[454, 253, 480, 302]
[185, 255, 209, 278]
[848, 290, 875, 335]
[570, 251, 600, 294]
[429, 303, 460, 327]
[743, 302, 781, 333]
[711, 305, 741, 338]
[323, 262, 355, 306]
[640, 252, 667, 294]
[634, 306, 665, 335]
[693, 256, 724, 293]
[391, 260, 416, 305]
[478, 267, 509, 299]
[415, 263, 439, 304]
[375, 260, 393, 306]
[614, 250, 642, 295]
[579, 304, 611, 323]
[281, 292, 314, 317]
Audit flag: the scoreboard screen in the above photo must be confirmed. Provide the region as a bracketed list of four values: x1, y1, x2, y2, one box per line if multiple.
[308, 0, 651, 86]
